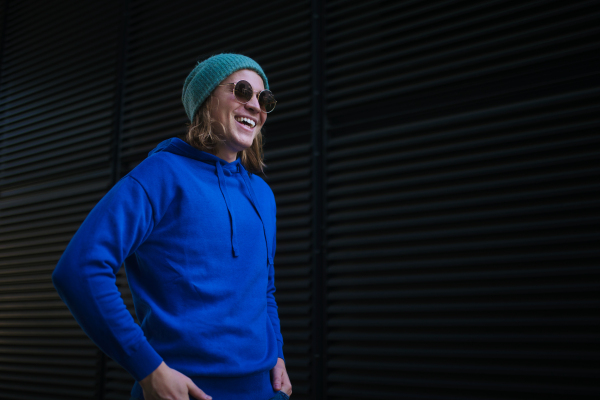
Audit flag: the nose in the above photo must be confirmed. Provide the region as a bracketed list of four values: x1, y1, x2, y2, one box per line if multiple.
[245, 93, 261, 114]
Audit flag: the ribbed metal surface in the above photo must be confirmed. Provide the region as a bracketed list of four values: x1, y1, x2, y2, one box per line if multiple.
[324, 0, 600, 399]
[264, 142, 313, 399]
[0, 1, 120, 399]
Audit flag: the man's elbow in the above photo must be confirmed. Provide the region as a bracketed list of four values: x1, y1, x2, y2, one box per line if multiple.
[51, 259, 73, 298]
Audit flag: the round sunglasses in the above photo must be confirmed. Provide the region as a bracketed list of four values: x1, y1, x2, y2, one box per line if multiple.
[218, 80, 277, 113]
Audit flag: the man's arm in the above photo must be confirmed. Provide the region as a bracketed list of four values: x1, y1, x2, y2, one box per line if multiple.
[266, 229, 291, 394]
[52, 176, 162, 381]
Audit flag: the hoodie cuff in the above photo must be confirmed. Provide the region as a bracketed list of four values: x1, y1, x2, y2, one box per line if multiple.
[121, 339, 163, 382]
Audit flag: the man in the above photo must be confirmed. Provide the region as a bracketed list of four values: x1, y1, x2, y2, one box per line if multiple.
[53, 54, 291, 400]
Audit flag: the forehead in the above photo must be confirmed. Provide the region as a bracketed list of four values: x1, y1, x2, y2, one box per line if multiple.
[223, 69, 265, 91]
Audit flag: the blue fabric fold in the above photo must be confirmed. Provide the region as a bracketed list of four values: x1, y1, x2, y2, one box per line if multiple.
[216, 161, 240, 257]
[240, 165, 272, 263]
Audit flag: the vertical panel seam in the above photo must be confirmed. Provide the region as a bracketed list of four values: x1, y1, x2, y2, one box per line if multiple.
[311, 0, 327, 398]
[101, 1, 131, 399]
[0, 0, 9, 113]
[110, 0, 130, 187]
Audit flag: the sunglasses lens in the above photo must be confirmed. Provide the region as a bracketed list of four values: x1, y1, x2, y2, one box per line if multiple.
[259, 90, 277, 113]
[234, 80, 253, 102]
[231, 80, 276, 113]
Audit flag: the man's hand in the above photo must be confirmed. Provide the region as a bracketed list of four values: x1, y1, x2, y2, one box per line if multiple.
[270, 357, 292, 396]
[140, 361, 212, 400]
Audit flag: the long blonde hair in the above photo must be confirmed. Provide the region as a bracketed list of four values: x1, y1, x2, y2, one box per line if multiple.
[185, 96, 265, 174]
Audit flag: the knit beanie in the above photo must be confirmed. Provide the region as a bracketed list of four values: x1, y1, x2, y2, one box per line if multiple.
[182, 53, 269, 122]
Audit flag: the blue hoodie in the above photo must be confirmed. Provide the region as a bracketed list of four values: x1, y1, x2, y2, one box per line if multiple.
[52, 138, 283, 399]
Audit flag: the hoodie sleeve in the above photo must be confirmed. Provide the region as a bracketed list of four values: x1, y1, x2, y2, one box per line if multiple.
[267, 225, 285, 361]
[52, 176, 163, 381]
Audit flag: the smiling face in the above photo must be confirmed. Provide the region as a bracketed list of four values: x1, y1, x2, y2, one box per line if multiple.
[210, 69, 267, 162]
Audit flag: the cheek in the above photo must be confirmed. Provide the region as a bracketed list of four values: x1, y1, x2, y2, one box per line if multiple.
[219, 108, 232, 122]
[211, 111, 228, 133]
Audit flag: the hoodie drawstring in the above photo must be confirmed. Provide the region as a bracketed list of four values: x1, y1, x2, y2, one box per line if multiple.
[240, 166, 273, 265]
[216, 162, 240, 257]
[149, 138, 271, 261]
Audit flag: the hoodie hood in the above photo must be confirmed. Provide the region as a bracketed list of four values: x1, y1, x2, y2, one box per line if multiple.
[147, 138, 269, 259]
[148, 137, 242, 172]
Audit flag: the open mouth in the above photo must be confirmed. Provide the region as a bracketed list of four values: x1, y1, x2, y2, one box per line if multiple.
[235, 116, 256, 128]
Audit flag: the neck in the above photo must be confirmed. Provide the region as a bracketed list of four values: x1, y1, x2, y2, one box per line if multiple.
[215, 149, 238, 163]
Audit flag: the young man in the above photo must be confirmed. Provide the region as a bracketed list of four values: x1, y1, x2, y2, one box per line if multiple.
[53, 54, 291, 400]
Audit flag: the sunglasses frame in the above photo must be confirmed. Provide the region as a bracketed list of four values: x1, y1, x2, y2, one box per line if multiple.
[218, 80, 277, 114]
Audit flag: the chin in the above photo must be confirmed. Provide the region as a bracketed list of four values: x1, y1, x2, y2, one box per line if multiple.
[240, 141, 254, 151]
[238, 135, 256, 149]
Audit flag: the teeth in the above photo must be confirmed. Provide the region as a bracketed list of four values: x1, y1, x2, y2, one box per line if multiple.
[235, 116, 256, 128]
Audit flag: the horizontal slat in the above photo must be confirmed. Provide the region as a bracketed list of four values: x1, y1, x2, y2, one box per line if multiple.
[327, 332, 599, 343]
[327, 218, 599, 248]
[327, 300, 600, 313]
[328, 169, 599, 209]
[326, 233, 599, 261]
[327, 316, 600, 327]
[326, 1, 594, 66]
[326, 375, 599, 396]
[328, 130, 599, 182]
[327, 345, 598, 359]
[328, 87, 599, 149]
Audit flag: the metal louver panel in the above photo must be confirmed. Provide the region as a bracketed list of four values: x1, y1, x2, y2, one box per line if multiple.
[323, 0, 599, 399]
[264, 141, 313, 399]
[0, 1, 121, 399]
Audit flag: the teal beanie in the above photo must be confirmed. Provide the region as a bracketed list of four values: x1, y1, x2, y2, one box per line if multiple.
[182, 53, 269, 122]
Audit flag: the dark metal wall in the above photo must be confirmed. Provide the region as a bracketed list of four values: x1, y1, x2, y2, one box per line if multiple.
[322, 1, 599, 399]
[0, 1, 598, 399]
[0, 1, 121, 399]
